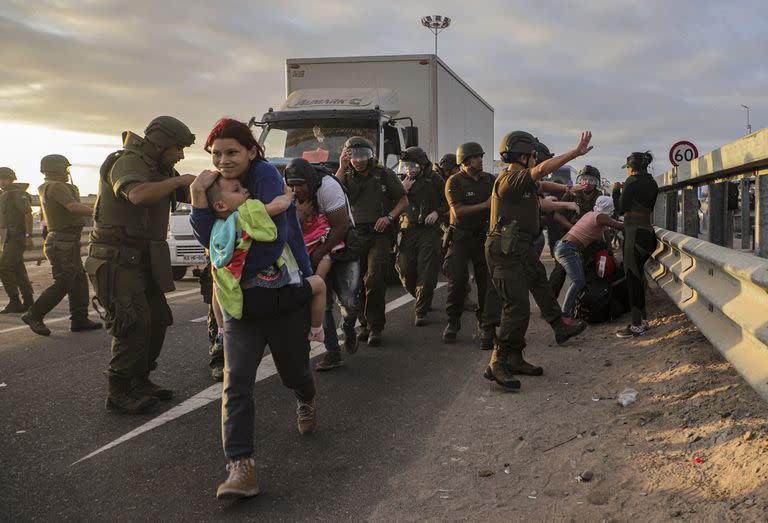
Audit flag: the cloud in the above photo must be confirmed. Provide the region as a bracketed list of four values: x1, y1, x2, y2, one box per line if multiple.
[1, 0, 766, 192]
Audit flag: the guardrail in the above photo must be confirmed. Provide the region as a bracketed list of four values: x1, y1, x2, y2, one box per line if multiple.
[647, 227, 768, 401]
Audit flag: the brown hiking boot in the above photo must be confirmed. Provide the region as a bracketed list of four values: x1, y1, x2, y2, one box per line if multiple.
[131, 376, 173, 400]
[216, 457, 260, 501]
[483, 347, 521, 390]
[297, 399, 317, 435]
[21, 312, 51, 336]
[106, 376, 157, 414]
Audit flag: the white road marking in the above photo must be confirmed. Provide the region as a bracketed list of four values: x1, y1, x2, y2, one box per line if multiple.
[73, 283, 445, 465]
[0, 289, 200, 335]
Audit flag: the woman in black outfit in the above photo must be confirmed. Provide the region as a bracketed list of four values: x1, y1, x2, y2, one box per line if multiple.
[612, 151, 659, 338]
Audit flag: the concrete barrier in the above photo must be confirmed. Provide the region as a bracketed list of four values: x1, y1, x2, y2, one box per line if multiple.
[647, 227, 768, 401]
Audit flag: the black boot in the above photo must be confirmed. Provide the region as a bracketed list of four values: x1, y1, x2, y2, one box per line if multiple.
[477, 327, 495, 350]
[483, 347, 521, 389]
[0, 296, 25, 314]
[131, 375, 173, 401]
[442, 320, 460, 343]
[21, 312, 51, 336]
[552, 316, 587, 345]
[21, 293, 33, 312]
[106, 376, 157, 414]
[507, 347, 543, 376]
[71, 318, 102, 332]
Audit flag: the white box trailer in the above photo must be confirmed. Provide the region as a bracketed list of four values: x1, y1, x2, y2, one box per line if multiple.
[254, 54, 494, 171]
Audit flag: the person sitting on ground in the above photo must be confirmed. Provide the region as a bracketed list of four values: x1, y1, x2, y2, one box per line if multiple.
[553, 195, 623, 324]
[206, 175, 326, 341]
[296, 198, 344, 280]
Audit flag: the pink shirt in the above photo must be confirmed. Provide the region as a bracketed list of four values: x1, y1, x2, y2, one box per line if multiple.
[568, 211, 605, 247]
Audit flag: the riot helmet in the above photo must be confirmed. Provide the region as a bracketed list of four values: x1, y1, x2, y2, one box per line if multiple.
[499, 131, 537, 163]
[144, 116, 195, 149]
[577, 165, 601, 186]
[398, 146, 430, 177]
[0, 167, 17, 181]
[40, 154, 71, 179]
[438, 153, 458, 171]
[535, 140, 554, 163]
[344, 136, 375, 161]
[456, 142, 485, 165]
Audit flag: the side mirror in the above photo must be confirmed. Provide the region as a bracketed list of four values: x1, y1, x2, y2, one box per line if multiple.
[385, 154, 399, 170]
[404, 126, 419, 148]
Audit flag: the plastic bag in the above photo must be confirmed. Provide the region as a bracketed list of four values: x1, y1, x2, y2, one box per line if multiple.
[617, 388, 638, 407]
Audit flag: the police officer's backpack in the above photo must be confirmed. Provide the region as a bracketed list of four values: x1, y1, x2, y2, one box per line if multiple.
[574, 244, 628, 323]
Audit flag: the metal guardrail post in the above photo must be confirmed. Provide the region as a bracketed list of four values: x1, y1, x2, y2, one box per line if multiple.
[741, 178, 752, 249]
[681, 188, 699, 237]
[665, 191, 678, 232]
[707, 182, 728, 246]
[757, 173, 768, 258]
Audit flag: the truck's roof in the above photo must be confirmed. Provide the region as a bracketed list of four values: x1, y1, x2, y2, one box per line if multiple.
[286, 54, 492, 112]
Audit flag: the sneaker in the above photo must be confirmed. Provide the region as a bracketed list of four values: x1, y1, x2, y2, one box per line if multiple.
[315, 351, 343, 371]
[616, 324, 646, 338]
[296, 399, 316, 435]
[211, 365, 224, 382]
[356, 326, 370, 342]
[561, 315, 574, 326]
[216, 457, 260, 501]
[641, 319, 650, 330]
[308, 326, 325, 342]
[21, 312, 51, 336]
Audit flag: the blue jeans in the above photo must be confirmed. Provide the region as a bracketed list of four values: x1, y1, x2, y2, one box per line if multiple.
[323, 257, 361, 353]
[553, 240, 585, 318]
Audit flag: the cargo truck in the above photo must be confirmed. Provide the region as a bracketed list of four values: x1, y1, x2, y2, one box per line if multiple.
[251, 54, 494, 170]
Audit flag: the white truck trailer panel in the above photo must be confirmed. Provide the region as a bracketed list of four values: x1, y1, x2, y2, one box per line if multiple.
[286, 55, 493, 164]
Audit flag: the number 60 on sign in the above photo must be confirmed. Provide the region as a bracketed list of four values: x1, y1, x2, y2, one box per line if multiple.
[669, 140, 699, 167]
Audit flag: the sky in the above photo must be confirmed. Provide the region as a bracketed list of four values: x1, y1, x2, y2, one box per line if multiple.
[1, 0, 766, 195]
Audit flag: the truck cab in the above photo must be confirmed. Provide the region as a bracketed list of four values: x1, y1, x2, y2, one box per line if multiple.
[252, 88, 417, 171]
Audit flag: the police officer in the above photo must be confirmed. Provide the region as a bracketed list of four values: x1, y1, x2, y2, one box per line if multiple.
[442, 141, 495, 343]
[433, 153, 460, 183]
[336, 137, 408, 346]
[483, 131, 592, 389]
[0, 167, 34, 313]
[21, 155, 101, 336]
[396, 147, 448, 325]
[86, 116, 195, 414]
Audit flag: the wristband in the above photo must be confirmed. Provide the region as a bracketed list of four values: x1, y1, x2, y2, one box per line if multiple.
[386, 214, 394, 222]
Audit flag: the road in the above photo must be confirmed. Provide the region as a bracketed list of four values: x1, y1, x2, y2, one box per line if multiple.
[3, 261, 767, 522]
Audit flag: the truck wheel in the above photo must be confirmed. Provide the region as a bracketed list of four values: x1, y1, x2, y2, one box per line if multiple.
[172, 266, 187, 281]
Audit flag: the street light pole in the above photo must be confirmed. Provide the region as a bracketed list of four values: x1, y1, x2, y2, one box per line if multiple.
[741, 104, 752, 135]
[421, 15, 451, 56]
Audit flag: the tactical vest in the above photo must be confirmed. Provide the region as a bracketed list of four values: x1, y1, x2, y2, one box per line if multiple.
[0, 184, 31, 229]
[93, 132, 177, 243]
[39, 180, 86, 232]
[343, 164, 397, 224]
[491, 167, 540, 238]
[401, 171, 442, 228]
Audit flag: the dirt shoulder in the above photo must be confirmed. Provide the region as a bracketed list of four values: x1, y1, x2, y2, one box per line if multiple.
[369, 290, 768, 522]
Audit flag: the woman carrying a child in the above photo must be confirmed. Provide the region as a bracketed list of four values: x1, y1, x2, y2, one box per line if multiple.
[553, 195, 623, 324]
[189, 118, 324, 501]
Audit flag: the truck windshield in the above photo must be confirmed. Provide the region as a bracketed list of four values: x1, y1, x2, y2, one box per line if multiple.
[260, 122, 377, 164]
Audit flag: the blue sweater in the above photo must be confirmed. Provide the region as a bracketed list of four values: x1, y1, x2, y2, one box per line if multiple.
[190, 160, 313, 279]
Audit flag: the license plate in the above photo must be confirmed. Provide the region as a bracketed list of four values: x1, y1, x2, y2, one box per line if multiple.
[182, 255, 206, 264]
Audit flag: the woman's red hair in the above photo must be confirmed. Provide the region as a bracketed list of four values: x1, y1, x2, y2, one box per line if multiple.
[205, 118, 264, 160]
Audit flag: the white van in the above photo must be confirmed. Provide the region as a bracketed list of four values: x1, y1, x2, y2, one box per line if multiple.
[167, 203, 206, 280]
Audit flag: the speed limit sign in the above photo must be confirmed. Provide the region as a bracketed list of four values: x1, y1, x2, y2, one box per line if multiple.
[669, 140, 699, 167]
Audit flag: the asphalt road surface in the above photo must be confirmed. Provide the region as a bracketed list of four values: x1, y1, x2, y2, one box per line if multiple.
[1, 271, 490, 521]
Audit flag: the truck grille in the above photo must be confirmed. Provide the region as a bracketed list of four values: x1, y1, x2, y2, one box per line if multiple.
[176, 245, 205, 256]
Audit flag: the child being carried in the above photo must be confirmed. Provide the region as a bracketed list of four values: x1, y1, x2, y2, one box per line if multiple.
[206, 176, 326, 342]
